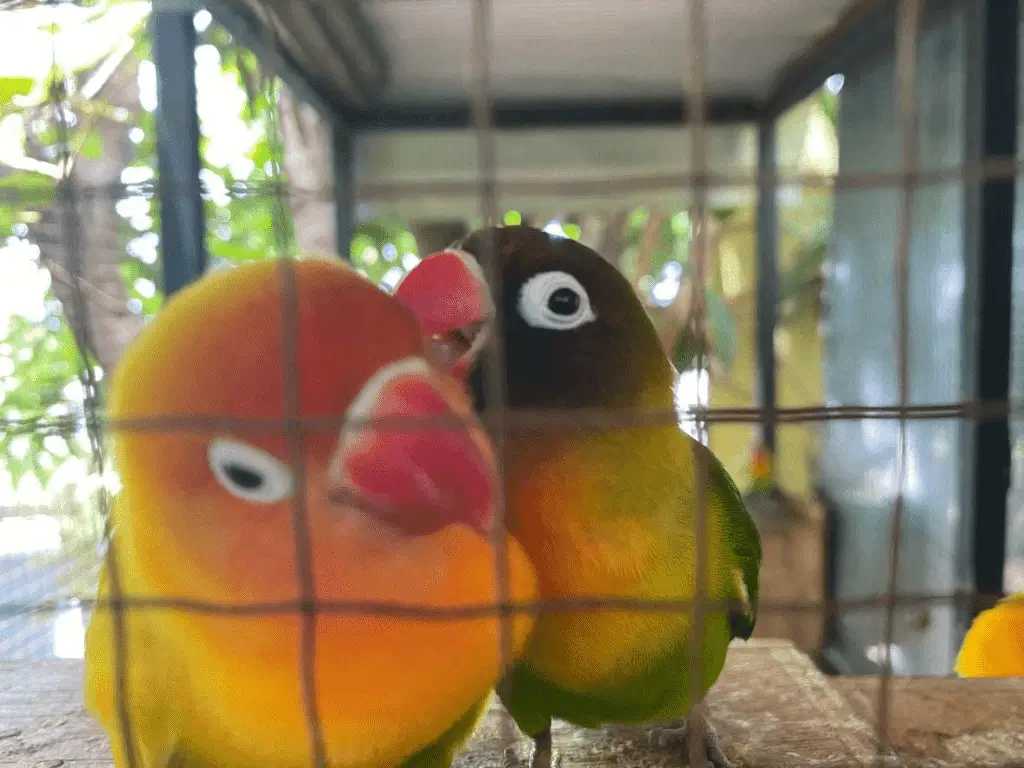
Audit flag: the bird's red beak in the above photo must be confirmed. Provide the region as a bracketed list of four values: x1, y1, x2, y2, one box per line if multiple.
[393, 249, 493, 380]
[329, 357, 497, 536]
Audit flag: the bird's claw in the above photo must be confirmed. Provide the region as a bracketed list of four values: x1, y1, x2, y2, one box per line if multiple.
[499, 741, 561, 768]
[528, 740, 561, 768]
[528, 725, 560, 768]
[500, 745, 524, 768]
[644, 714, 733, 768]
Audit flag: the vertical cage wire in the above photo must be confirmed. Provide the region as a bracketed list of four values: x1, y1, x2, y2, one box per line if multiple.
[467, 0, 521, 758]
[684, 0, 714, 763]
[41, 7, 138, 767]
[876, 0, 921, 759]
[253, 3, 328, 766]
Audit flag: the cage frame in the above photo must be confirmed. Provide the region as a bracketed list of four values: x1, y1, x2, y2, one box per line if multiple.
[142, 0, 1016, 679]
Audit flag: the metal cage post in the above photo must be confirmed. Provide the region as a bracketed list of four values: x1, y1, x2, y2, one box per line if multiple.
[349, 97, 760, 131]
[964, 0, 1019, 615]
[755, 117, 779, 453]
[151, 7, 207, 295]
[332, 120, 355, 260]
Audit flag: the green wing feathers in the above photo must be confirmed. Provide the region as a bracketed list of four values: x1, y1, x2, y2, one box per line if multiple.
[694, 442, 762, 640]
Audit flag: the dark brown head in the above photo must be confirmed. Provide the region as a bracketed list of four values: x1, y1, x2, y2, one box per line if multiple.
[395, 225, 675, 411]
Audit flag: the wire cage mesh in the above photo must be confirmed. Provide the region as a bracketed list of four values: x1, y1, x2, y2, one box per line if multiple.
[0, 0, 1022, 766]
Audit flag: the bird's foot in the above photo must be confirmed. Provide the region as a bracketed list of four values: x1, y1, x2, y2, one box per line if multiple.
[500, 745, 524, 768]
[645, 713, 732, 768]
[500, 726, 560, 768]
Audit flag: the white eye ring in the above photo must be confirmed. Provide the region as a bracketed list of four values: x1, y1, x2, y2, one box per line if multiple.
[208, 438, 295, 504]
[517, 271, 596, 331]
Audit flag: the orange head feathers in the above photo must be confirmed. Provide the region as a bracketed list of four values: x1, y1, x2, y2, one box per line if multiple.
[107, 258, 498, 604]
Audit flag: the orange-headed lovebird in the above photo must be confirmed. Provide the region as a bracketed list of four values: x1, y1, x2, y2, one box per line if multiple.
[394, 226, 761, 768]
[955, 593, 1024, 677]
[84, 258, 537, 768]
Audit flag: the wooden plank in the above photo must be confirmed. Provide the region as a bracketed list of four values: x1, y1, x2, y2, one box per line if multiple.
[748, 497, 826, 653]
[0, 640, 886, 767]
[3, 645, 1022, 765]
[833, 676, 1024, 767]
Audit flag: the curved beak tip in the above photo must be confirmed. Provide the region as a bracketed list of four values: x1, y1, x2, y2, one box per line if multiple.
[330, 359, 497, 536]
[394, 250, 494, 378]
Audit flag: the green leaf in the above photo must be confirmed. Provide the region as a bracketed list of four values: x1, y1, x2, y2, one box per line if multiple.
[0, 172, 57, 210]
[627, 206, 649, 230]
[705, 290, 737, 371]
[819, 87, 838, 130]
[80, 130, 104, 160]
[671, 289, 737, 373]
[779, 239, 827, 305]
[0, 76, 34, 109]
[0, 205, 14, 237]
[6, 453, 32, 489]
[673, 325, 700, 373]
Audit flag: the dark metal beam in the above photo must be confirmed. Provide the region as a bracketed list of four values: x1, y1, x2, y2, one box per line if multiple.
[765, 0, 965, 119]
[755, 118, 779, 453]
[967, 0, 1018, 613]
[331, 121, 355, 261]
[350, 97, 761, 132]
[151, 9, 206, 295]
[765, 0, 894, 118]
[205, 0, 391, 119]
[306, 0, 391, 103]
[205, 0, 337, 119]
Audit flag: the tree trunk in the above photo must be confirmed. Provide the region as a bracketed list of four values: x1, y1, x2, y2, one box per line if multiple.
[33, 63, 143, 374]
[576, 213, 604, 254]
[599, 210, 629, 268]
[276, 87, 335, 257]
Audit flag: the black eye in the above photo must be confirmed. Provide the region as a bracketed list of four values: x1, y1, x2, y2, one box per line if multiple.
[208, 439, 294, 503]
[547, 287, 581, 316]
[223, 463, 264, 490]
[518, 271, 596, 330]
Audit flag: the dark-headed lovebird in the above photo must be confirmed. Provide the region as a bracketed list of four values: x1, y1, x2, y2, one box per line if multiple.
[394, 226, 762, 768]
[84, 258, 538, 768]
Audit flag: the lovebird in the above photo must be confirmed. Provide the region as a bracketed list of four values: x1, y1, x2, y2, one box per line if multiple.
[394, 226, 762, 768]
[955, 592, 1024, 677]
[84, 258, 538, 768]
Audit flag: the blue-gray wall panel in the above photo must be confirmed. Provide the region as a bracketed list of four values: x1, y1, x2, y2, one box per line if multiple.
[821, 4, 967, 675]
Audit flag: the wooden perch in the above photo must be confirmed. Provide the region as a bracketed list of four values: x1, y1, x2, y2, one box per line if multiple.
[2, 641, 1022, 766]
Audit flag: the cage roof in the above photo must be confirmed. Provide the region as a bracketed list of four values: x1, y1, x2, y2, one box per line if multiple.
[211, 0, 864, 121]
[371, 0, 857, 105]
[203, 0, 857, 219]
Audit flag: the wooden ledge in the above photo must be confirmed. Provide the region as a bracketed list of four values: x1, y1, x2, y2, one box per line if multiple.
[1, 640, 1021, 767]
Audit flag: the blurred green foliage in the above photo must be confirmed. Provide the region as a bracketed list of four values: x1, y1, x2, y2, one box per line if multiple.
[0, 2, 838, 501]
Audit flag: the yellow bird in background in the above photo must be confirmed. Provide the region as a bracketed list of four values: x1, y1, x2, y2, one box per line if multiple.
[955, 592, 1024, 678]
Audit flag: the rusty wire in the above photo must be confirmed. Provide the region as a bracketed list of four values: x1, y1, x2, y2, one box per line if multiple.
[683, 0, 713, 764]
[253, 2, 329, 765]
[9, 399, 1024, 441]
[39, 7, 139, 768]
[0, 589, 1006, 621]
[465, 0, 521, 760]
[875, 0, 921, 762]
[6, 159, 1024, 204]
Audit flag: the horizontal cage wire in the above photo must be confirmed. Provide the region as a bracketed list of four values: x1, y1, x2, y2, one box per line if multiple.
[0, 0, 1021, 767]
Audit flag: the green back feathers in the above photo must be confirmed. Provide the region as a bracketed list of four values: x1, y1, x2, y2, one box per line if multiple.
[693, 440, 762, 640]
